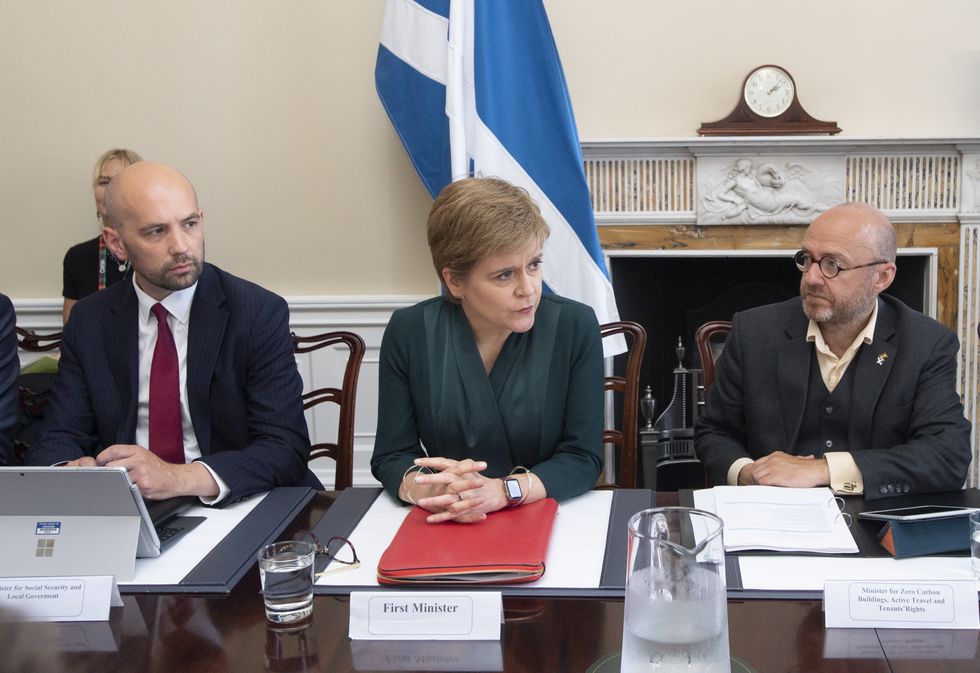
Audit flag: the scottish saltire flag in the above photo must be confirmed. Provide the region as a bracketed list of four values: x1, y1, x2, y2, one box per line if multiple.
[376, 0, 623, 354]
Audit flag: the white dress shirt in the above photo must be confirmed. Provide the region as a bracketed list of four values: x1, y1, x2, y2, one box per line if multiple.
[132, 276, 229, 503]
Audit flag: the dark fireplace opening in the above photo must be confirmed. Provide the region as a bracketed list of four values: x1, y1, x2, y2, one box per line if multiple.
[609, 253, 930, 414]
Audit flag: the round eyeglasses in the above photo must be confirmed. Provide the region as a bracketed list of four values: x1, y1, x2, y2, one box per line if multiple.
[292, 530, 360, 578]
[794, 250, 887, 279]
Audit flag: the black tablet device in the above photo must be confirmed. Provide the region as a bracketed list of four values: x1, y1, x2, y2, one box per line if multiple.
[857, 505, 979, 522]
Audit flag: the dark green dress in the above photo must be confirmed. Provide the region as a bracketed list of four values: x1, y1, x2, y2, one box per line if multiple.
[371, 294, 604, 502]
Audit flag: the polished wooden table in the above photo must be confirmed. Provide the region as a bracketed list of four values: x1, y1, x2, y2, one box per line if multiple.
[10, 491, 980, 673]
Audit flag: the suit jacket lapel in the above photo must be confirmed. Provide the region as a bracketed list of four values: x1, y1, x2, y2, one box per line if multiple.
[776, 314, 812, 453]
[186, 265, 227, 456]
[106, 284, 139, 443]
[849, 300, 897, 451]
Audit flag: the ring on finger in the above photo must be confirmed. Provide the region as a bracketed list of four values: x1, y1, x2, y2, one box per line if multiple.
[456, 493, 464, 502]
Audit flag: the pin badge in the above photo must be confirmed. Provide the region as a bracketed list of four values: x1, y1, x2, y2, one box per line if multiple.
[876, 353, 888, 366]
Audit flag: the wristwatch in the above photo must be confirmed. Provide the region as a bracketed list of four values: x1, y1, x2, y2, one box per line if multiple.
[502, 476, 523, 506]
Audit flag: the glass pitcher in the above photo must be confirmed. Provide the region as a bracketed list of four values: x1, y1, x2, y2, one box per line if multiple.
[621, 507, 730, 672]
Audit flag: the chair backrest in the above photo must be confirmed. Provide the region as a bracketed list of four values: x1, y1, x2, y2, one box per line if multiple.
[13, 328, 63, 464]
[600, 321, 646, 489]
[291, 331, 366, 490]
[694, 320, 731, 394]
[15, 327, 62, 352]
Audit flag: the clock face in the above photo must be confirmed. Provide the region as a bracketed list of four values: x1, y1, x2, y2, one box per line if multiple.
[743, 66, 795, 118]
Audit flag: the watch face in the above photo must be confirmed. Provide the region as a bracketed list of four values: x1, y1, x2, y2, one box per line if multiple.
[504, 477, 522, 501]
[743, 66, 795, 118]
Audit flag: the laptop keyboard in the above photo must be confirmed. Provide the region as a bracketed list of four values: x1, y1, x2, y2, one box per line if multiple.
[156, 525, 185, 545]
[152, 515, 205, 551]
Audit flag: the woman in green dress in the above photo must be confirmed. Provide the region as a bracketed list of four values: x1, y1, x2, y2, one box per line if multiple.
[371, 178, 604, 523]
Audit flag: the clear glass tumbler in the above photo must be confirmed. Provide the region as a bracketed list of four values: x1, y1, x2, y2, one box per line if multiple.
[258, 540, 316, 624]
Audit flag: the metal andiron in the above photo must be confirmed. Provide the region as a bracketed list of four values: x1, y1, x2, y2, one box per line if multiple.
[639, 337, 704, 490]
[639, 386, 656, 430]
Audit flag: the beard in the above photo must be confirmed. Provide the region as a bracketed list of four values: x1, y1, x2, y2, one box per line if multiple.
[142, 254, 204, 293]
[801, 272, 877, 326]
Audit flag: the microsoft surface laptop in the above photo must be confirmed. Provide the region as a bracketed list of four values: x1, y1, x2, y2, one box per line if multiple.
[0, 466, 202, 582]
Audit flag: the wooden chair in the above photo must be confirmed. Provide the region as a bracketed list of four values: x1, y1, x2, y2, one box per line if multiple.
[600, 321, 646, 489]
[292, 331, 365, 490]
[695, 320, 731, 394]
[15, 327, 62, 352]
[13, 327, 63, 463]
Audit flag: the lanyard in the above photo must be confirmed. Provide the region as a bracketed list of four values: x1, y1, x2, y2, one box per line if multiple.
[98, 236, 131, 290]
[98, 236, 108, 290]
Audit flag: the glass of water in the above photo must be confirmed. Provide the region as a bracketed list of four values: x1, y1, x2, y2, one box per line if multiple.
[970, 511, 980, 582]
[258, 540, 316, 624]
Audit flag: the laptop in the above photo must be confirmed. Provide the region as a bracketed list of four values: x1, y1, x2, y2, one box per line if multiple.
[139, 494, 204, 557]
[0, 466, 204, 581]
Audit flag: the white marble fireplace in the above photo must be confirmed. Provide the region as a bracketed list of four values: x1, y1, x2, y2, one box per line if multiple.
[583, 136, 980, 488]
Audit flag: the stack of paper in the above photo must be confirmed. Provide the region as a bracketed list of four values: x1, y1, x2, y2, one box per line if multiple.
[693, 486, 859, 554]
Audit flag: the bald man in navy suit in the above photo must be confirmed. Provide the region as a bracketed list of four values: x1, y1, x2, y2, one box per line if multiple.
[28, 162, 320, 503]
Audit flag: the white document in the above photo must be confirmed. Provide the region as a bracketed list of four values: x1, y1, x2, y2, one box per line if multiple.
[738, 555, 975, 592]
[119, 493, 265, 586]
[694, 486, 858, 554]
[319, 490, 613, 590]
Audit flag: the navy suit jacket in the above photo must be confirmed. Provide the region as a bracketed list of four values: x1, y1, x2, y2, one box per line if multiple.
[695, 295, 972, 500]
[0, 293, 18, 466]
[28, 264, 321, 501]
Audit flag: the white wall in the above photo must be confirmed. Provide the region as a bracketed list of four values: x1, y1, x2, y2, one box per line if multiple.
[1, 1, 978, 300]
[550, 0, 980, 139]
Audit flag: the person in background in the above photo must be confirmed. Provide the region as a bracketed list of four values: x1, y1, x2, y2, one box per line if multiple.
[695, 203, 971, 499]
[29, 162, 319, 503]
[371, 177, 604, 523]
[0, 293, 18, 466]
[62, 148, 143, 323]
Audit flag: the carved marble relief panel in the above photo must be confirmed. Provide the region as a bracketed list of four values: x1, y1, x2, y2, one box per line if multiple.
[697, 156, 845, 225]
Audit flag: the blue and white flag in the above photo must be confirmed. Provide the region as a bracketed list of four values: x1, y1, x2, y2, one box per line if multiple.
[376, 0, 622, 353]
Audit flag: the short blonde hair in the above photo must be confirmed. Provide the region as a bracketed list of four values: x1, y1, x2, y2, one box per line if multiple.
[91, 148, 142, 190]
[427, 178, 550, 299]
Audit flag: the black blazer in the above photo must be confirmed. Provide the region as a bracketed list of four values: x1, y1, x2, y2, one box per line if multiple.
[695, 295, 971, 499]
[28, 264, 320, 501]
[0, 293, 17, 466]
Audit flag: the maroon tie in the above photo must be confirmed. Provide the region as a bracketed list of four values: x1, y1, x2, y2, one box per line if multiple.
[149, 303, 184, 463]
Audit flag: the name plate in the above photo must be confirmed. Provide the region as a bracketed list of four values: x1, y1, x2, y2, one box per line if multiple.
[825, 580, 980, 629]
[0, 576, 121, 622]
[349, 591, 502, 640]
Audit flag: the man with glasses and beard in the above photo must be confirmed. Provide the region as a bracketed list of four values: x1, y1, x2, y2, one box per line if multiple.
[695, 203, 971, 499]
[28, 162, 320, 503]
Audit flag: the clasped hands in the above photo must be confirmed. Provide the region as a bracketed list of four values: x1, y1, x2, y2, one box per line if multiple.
[66, 444, 219, 499]
[737, 451, 831, 488]
[405, 457, 509, 524]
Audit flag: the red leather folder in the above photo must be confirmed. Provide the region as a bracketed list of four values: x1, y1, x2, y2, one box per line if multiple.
[377, 498, 559, 585]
